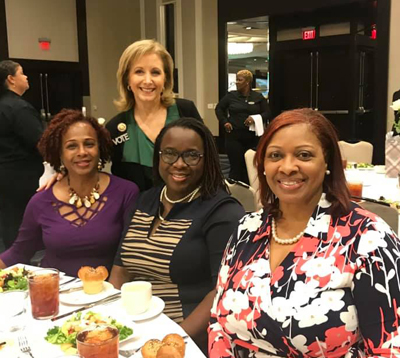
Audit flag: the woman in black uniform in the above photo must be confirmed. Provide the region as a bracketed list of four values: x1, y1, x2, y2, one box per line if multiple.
[0, 60, 44, 249]
[215, 69, 271, 184]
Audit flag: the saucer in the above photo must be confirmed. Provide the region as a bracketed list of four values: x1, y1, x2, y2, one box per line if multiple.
[121, 296, 165, 321]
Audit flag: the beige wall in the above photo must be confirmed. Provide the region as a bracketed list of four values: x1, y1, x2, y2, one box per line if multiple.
[387, 0, 400, 130]
[86, 0, 141, 120]
[5, 0, 79, 62]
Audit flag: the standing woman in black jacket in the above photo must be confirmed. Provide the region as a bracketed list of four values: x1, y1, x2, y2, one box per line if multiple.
[107, 40, 202, 191]
[0, 60, 44, 249]
[215, 70, 271, 184]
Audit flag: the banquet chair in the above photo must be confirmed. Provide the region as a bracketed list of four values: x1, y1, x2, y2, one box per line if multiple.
[359, 201, 399, 234]
[244, 149, 259, 193]
[338, 141, 373, 164]
[225, 179, 258, 212]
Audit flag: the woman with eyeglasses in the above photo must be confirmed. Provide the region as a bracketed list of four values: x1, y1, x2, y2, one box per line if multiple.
[109, 117, 245, 351]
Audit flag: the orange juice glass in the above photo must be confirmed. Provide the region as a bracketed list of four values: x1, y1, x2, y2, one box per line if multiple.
[28, 268, 59, 319]
[77, 325, 119, 358]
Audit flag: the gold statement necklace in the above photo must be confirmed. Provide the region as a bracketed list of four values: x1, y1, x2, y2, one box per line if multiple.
[68, 176, 100, 209]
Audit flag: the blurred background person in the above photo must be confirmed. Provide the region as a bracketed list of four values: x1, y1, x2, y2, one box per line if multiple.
[0, 60, 44, 250]
[107, 39, 202, 191]
[110, 118, 245, 352]
[0, 109, 139, 276]
[209, 109, 400, 357]
[215, 69, 271, 184]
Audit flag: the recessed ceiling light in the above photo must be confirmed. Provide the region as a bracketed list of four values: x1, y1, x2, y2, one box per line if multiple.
[246, 26, 252, 30]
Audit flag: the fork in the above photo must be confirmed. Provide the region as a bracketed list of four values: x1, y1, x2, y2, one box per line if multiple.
[119, 335, 189, 357]
[18, 336, 34, 358]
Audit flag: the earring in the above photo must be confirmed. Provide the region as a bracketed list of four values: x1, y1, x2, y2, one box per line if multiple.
[59, 163, 67, 175]
[98, 159, 103, 171]
[325, 169, 331, 175]
[127, 85, 131, 91]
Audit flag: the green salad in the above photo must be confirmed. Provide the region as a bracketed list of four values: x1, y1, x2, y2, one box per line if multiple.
[0, 266, 29, 292]
[45, 311, 133, 354]
[356, 162, 374, 169]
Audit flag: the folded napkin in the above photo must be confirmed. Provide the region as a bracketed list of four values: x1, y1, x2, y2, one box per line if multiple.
[248, 114, 264, 136]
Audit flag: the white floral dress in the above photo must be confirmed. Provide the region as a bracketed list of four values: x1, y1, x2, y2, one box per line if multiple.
[209, 194, 400, 357]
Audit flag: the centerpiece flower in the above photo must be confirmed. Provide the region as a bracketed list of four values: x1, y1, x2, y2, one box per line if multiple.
[390, 99, 400, 135]
[386, 99, 400, 177]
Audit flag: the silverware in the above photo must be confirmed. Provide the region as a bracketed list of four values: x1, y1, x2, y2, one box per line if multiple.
[119, 335, 189, 357]
[59, 285, 83, 294]
[18, 336, 34, 358]
[59, 277, 78, 287]
[51, 293, 121, 321]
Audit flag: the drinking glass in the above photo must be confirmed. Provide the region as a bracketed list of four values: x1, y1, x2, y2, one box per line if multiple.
[77, 325, 119, 358]
[0, 290, 28, 332]
[28, 268, 59, 319]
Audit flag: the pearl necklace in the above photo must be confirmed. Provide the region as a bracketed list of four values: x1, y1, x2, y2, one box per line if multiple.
[161, 185, 201, 204]
[271, 218, 305, 245]
[158, 185, 201, 221]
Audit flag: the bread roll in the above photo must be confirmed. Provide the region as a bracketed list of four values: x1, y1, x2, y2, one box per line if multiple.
[141, 339, 163, 358]
[156, 345, 183, 358]
[162, 334, 185, 357]
[77, 266, 108, 294]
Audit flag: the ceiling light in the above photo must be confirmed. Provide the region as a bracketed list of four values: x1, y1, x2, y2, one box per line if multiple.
[246, 26, 252, 30]
[228, 43, 254, 55]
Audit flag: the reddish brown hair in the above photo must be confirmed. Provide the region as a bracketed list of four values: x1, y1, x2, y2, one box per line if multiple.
[38, 109, 112, 172]
[255, 108, 351, 217]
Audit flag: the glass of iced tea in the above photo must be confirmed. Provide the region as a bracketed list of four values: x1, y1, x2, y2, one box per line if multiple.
[77, 325, 119, 358]
[347, 181, 363, 201]
[28, 268, 59, 320]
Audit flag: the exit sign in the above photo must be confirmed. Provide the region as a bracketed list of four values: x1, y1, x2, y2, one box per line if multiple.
[302, 29, 316, 40]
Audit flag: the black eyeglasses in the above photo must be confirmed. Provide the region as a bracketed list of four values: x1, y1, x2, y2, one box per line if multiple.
[159, 149, 204, 166]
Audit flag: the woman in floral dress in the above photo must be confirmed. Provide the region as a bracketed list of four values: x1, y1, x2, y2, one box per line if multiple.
[209, 108, 400, 357]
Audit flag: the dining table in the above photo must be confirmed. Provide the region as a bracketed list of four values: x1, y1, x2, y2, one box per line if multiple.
[345, 167, 400, 233]
[0, 264, 206, 358]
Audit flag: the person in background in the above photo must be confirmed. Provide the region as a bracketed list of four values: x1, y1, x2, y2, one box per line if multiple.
[0, 60, 44, 250]
[109, 118, 245, 352]
[0, 109, 139, 276]
[209, 109, 400, 357]
[215, 69, 271, 184]
[106, 39, 202, 191]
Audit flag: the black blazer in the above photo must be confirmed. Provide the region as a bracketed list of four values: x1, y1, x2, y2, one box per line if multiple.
[106, 98, 202, 191]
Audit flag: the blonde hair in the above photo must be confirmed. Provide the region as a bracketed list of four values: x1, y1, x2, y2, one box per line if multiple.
[114, 39, 175, 112]
[237, 69, 253, 84]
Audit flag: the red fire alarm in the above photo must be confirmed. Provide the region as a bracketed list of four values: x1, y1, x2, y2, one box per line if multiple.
[370, 25, 377, 40]
[302, 28, 316, 40]
[38, 38, 51, 51]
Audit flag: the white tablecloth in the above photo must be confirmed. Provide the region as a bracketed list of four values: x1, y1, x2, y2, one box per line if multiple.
[0, 273, 205, 358]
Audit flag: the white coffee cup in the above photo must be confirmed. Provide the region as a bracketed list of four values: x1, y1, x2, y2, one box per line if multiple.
[121, 281, 152, 315]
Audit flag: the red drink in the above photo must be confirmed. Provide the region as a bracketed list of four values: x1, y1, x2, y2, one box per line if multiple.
[28, 268, 59, 319]
[347, 182, 363, 200]
[77, 326, 119, 358]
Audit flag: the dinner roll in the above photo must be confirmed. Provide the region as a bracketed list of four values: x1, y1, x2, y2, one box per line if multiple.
[141, 339, 163, 358]
[156, 345, 183, 358]
[162, 334, 185, 357]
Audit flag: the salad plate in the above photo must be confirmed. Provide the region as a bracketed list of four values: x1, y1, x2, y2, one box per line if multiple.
[59, 282, 119, 305]
[45, 310, 138, 355]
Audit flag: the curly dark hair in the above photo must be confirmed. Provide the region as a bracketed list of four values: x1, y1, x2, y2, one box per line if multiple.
[152, 117, 227, 199]
[37, 109, 112, 172]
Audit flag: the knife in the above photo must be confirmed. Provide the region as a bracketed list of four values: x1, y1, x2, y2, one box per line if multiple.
[51, 293, 121, 321]
[59, 285, 83, 294]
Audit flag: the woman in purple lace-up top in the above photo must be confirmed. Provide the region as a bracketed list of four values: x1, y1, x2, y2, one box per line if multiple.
[0, 110, 139, 276]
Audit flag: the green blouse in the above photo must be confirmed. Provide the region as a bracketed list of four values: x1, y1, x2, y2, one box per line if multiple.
[122, 103, 180, 167]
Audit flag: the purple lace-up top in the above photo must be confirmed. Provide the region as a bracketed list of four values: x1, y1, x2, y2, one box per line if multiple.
[0, 174, 139, 276]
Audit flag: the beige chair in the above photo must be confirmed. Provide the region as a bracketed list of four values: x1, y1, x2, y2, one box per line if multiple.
[338, 141, 373, 164]
[244, 149, 259, 192]
[225, 179, 258, 212]
[359, 201, 399, 234]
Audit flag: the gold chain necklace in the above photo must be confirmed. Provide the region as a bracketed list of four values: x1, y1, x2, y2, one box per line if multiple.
[68, 177, 100, 209]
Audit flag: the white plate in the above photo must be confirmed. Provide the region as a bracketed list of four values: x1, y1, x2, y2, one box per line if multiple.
[119, 296, 165, 322]
[59, 282, 118, 305]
